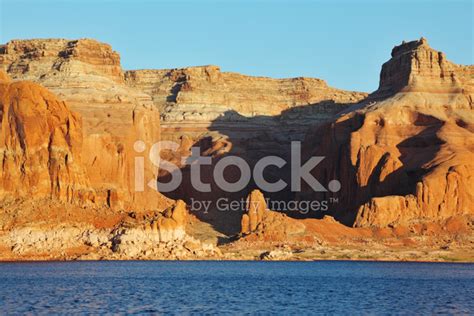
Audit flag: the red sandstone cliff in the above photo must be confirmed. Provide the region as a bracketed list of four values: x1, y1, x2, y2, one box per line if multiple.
[302, 38, 474, 227]
[0, 39, 168, 210]
[0, 71, 91, 201]
[0, 37, 472, 261]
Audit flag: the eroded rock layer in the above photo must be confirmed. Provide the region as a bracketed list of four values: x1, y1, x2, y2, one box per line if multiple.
[125, 65, 367, 152]
[124, 65, 365, 116]
[0, 39, 168, 210]
[0, 38, 367, 213]
[302, 38, 474, 227]
[0, 71, 91, 201]
[378, 37, 473, 95]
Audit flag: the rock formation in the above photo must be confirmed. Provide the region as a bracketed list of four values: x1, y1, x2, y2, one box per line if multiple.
[125, 65, 367, 161]
[0, 70, 92, 201]
[0, 39, 169, 210]
[157, 199, 188, 241]
[1, 39, 129, 99]
[125, 65, 365, 117]
[241, 190, 306, 239]
[111, 200, 188, 250]
[241, 190, 267, 233]
[0, 37, 472, 261]
[377, 37, 473, 96]
[302, 38, 474, 227]
[0, 39, 367, 210]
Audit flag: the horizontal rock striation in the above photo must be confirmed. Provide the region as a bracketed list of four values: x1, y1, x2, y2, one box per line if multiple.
[125, 65, 365, 117]
[125, 65, 367, 149]
[301, 38, 474, 228]
[0, 39, 168, 210]
[0, 39, 367, 208]
[377, 37, 473, 96]
[0, 38, 141, 105]
[112, 200, 189, 251]
[125, 65, 367, 213]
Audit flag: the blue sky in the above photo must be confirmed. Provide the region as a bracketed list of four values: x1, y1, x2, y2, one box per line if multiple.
[0, 0, 472, 92]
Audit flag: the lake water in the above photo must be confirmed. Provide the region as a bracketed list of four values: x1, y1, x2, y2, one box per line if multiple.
[0, 261, 473, 314]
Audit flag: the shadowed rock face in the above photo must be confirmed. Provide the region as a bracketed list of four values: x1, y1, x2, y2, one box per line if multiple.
[124, 64, 368, 226]
[302, 38, 474, 227]
[124, 65, 367, 159]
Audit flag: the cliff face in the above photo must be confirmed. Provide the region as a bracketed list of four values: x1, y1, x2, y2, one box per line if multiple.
[302, 38, 474, 227]
[378, 37, 473, 95]
[0, 71, 91, 201]
[0, 37, 473, 261]
[0, 70, 198, 259]
[0, 38, 133, 106]
[1, 37, 472, 232]
[0, 38, 366, 152]
[0, 39, 167, 210]
[0, 38, 367, 216]
[125, 65, 366, 152]
[125, 65, 365, 117]
[125, 64, 367, 212]
[1, 39, 122, 89]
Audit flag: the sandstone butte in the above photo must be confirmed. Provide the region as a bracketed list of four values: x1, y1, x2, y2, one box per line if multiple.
[0, 37, 472, 261]
[300, 38, 473, 228]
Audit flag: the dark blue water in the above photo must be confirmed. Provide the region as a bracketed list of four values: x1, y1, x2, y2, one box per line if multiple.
[0, 261, 473, 314]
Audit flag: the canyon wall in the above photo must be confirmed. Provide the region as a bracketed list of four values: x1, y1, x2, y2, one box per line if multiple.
[302, 38, 474, 227]
[0, 38, 367, 216]
[0, 39, 169, 210]
[0, 71, 92, 201]
[2, 37, 472, 232]
[124, 63, 366, 214]
[0, 38, 366, 162]
[125, 65, 366, 152]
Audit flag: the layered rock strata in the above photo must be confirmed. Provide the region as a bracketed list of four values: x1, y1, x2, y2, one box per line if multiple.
[0, 198, 221, 260]
[377, 37, 473, 96]
[125, 65, 367, 152]
[302, 38, 474, 227]
[111, 200, 197, 255]
[0, 38, 367, 214]
[0, 39, 167, 210]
